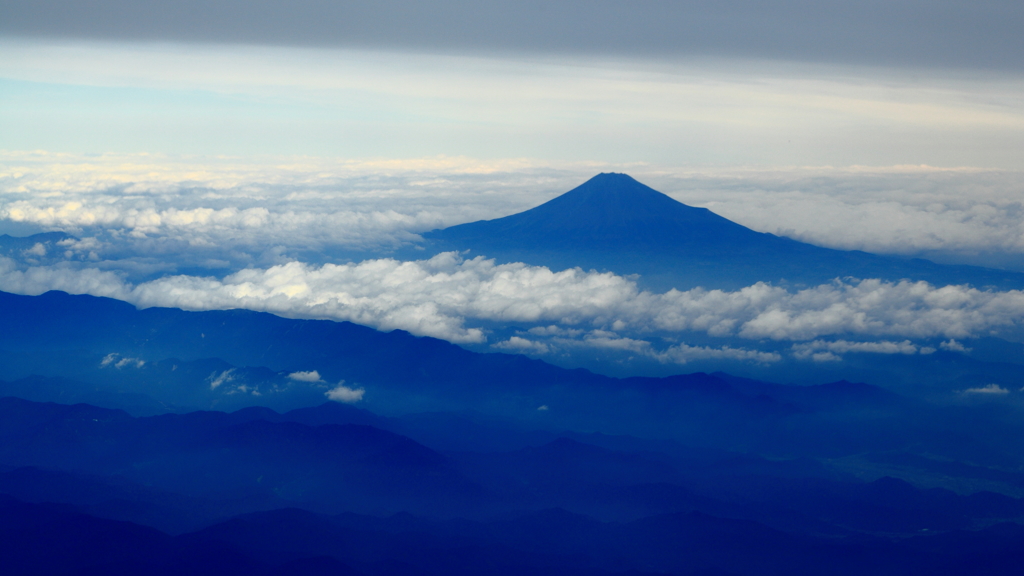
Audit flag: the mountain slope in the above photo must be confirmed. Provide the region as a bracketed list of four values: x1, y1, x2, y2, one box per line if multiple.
[423, 173, 1024, 290]
[432, 172, 764, 251]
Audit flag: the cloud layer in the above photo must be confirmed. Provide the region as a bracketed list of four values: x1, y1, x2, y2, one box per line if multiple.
[0, 152, 583, 275]
[4, 154, 1024, 276]
[4, 1, 1021, 71]
[655, 166, 1024, 270]
[2, 252, 1022, 364]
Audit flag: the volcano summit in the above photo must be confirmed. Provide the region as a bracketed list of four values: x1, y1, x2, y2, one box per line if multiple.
[424, 173, 1024, 290]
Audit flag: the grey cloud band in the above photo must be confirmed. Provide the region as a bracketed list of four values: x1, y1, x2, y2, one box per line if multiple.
[2, 1, 1022, 71]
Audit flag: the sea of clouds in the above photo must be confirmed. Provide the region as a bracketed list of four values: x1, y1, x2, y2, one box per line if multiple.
[0, 152, 571, 274]
[4, 154, 1022, 268]
[2, 152, 1023, 365]
[1, 250, 1021, 366]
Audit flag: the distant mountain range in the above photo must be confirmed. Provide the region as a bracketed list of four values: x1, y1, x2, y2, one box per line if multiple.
[2, 394, 1024, 575]
[2, 289, 1024, 472]
[0, 290, 909, 424]
[422, 173, 1024, 290]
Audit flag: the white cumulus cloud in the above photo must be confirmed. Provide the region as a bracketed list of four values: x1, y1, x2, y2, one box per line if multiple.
[2, 253, 1023, 355]
[494, 336, 550, 354]
[287, 370, 324, 382]
[962, 384, 1010, 395]
[655, 343, 781, 365]
[326, 382, 365, 403]
[511, 328, 780, 365]
[791, 339, 924, 361]
[940, 339, 972, 353]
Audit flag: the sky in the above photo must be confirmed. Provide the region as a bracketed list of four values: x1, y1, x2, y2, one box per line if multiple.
[2, 1, 1024, 166]
[1, 1, 1022, 369]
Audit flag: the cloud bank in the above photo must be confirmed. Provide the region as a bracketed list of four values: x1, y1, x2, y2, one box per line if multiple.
[4, 154, 1024, 276]
[508, 329, 782, 365]
[791, 339, 934, 363]
[656, 166, 1024, 270]
[0, 152, 588, 274]
[1, 252, 1021, 364]
[4, 1, 1021, 71]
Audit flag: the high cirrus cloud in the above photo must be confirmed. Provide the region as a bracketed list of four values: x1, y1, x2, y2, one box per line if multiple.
[1, 253, 1022, 350]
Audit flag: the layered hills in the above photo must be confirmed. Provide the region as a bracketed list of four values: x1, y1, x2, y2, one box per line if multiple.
[424, 173, 1024, 290]
[0, 290, 924, 440]
[2, 289, 1024, 474]
[2, 394, 1024, 575]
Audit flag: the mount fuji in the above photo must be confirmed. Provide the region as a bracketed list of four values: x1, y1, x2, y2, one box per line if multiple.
[423, 173, 1024, 290]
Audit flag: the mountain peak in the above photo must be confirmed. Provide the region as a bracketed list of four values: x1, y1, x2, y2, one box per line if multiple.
[542, 172, 683, 215]
[426, 172, 756, 250]
[420, 173, 1024, 291]
[575, 171, 650, 189]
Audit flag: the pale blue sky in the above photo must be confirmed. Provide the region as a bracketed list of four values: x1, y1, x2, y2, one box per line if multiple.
[3, 1, 1021, 164]
[2, 39, 1023, 168]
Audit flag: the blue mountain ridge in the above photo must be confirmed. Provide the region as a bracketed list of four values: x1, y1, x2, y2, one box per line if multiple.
[2, 396, 1024, 571]
[421, 173, 1024, 290]
[4, 287, 1024, 573]
[0, 290, 974, 457]
[3, 289, 1024, 471]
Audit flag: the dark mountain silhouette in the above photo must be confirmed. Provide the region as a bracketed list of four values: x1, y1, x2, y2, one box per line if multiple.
[423, 173, 1024, 290]
[0, 231, 78, 268]
[431, 172, 769, 252]
[0, 231, 75, 252]
[0, 397, 482, 517]
[0, 290, 902, 426]
[3, 394, 1024, 574]
[0, 496, 263, 576]
[6, 492, 1024, 576]
[5, 289, 1024, 468]
[0, 465, 291, 535]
